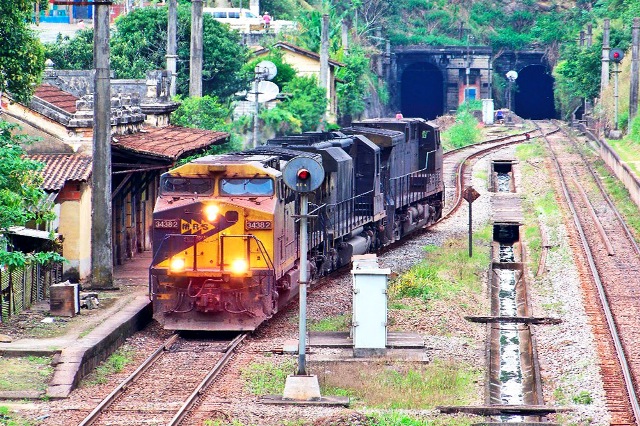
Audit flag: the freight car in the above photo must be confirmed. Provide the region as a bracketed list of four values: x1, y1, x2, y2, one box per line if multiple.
[149, 117, 444, 331]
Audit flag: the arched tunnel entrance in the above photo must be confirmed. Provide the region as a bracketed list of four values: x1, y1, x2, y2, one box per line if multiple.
[400, 63, 443, 120]
[513, 65, 556, 119]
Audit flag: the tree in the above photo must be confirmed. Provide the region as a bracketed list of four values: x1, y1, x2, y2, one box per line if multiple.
[44, 5, 250, 101]
[0, 0, 46, 103]
[0, 120, 61, 269]
[278, 75, 327, 132]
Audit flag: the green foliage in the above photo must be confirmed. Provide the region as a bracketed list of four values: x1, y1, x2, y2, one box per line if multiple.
[441, 110, 481, 150]
[44, 29, 94, 70]
[244, 50, 297, 89]
[257, 0, 302, 21]
[85, 347, 135, 385]
[44, 5, 249, 101]
[390, 228, 489, 302]
[630, 114, 640, 143]
[260, 106, 302, 136]
[295, 9, 343, 54]
[241, 358, 295, 395]
[0, 120, 61, 269]
[365, 411, 475, 425]
[0, 406, 33, 426]
[0, 0, 45, 103]
[308, 314, 350, 331]
[572, 390, 593, 405]
[278, 76, 327, 131]
[554, 43, 602, 117]
[336, 46, 370, 119]
[171, 96, 231, 130]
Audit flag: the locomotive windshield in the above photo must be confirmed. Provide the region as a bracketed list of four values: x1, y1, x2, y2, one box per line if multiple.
[161, 176, 214, 195]
[220, 178, 274, 196]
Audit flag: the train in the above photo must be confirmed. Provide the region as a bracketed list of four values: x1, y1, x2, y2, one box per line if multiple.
[148, 117, 445, 331]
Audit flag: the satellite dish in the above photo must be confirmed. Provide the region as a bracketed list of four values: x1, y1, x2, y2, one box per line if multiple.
[506, 70, 518, 81]
[255, 60, 277, 81]
[247, 81, 280, 103]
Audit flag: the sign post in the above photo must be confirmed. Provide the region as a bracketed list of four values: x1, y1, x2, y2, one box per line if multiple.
[463, 186, 480, 257]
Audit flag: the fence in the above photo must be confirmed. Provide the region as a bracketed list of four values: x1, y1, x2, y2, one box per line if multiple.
[0, 263, 62, 322]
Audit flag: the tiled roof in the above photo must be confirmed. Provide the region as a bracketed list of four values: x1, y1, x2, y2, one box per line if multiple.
[254, 41, 345, 67]
[33, 84, 78, 114]
[112, 126, 229, 161]
[29, 154, 92, 191]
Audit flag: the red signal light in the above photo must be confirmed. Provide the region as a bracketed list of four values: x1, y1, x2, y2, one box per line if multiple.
[297, 168, 310, 180]
[613, 52, 620, 59]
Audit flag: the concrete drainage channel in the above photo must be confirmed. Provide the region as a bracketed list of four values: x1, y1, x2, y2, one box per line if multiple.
[474, 158, 558, 423]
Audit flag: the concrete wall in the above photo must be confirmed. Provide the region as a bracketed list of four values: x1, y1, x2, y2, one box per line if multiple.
[579, 124, 640, 210]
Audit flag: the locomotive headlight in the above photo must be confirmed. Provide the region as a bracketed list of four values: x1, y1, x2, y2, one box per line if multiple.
[170, 257, 185, 272]
[231, 259, 248, 275]
[204, 204, 220, 221]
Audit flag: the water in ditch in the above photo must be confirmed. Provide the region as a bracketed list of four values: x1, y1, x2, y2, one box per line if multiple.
[498, 244, 524, 422]
[497, 172, 511, 192]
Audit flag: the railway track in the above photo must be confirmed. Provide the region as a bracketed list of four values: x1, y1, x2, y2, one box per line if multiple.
[78, 333, 247, 426]
[536, 120, 640, 425]
[441, 128, 550, 219]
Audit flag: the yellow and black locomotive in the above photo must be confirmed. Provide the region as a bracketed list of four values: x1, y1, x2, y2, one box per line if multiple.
[149, 118, 444, 331]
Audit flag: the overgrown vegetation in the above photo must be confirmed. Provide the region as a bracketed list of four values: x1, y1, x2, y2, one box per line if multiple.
[0, 406, 33, 426]
[317, 360, 481, 409]
[441, 109, 482, 151]
[389, 225, 491, 302]
[308, 314, 350, 332]
[0, 120, 64, 270]
[241, 358, 295, 395]
[83, 346, 136, 386]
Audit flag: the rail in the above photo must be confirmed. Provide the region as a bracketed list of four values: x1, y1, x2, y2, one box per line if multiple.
[536, 120, 640, 424]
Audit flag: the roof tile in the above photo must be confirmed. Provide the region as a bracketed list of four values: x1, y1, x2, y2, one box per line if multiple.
[34, 84, 79, 114]
[29, 154, 92, 191]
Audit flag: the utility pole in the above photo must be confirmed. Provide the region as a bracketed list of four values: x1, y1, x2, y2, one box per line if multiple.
[318, 14, 329, 130]
[167, 0, 178, 97]
[629, 18, 639, 127]
[601, 18, 611, 96]
[190, 0, 203, 97]
[91, 0, 114, 289]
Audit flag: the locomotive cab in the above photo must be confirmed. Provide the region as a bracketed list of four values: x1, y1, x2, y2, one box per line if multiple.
[150, 155, 284, 331]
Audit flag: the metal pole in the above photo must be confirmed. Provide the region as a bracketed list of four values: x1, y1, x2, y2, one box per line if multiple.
[189, 0, 203, 97]
[507, 80, 512, 124]
[468, 202, 473, 257]
[252, 78, 259, 148]
[614, 61, 619, 130]
[166, 0, 178, 97]
[318, 13, 329, 129]
[297, 193, 308, 376]
[629, 18, 640, 126]
[601, 18, 611, 96]
[90, 1, 114, 289]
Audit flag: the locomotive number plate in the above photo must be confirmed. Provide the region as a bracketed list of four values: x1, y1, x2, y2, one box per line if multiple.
[154, 218, 179, 229]
[245, 220, 272, 230]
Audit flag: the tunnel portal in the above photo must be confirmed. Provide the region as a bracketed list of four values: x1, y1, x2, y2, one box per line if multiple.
[400, 62, 444, 120]
[513, 65, 556, 119]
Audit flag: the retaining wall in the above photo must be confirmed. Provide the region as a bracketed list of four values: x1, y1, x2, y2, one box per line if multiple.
[577, 123, 640, 210]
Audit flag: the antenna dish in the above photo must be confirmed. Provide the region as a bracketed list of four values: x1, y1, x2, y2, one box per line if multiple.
[247, 81, 280, 103]
[255, 60, 277, 80]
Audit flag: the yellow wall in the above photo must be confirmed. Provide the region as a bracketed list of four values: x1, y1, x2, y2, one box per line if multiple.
[58, 183, 92, 279]
[257, 50, 339, 119]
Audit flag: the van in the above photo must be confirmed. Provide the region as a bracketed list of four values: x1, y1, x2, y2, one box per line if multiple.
[203, 8, 262, 33]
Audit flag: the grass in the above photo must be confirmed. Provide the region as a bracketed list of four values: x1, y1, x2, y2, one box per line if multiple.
[317, 360, 481, 409]
[82, 346, 135, 386]
[0, 406, 34, 426]
[241, 357, 296, 395]
[608, 138, 640, 176]
[308, 314, 350, 332]
[389, 225, 491, 302]
[441, 110, 482, 151]
[593, 159, 640, 238]
[0, 356, 53, 392]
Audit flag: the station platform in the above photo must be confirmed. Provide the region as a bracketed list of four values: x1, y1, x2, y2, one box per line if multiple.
[0, 252, 153, 399]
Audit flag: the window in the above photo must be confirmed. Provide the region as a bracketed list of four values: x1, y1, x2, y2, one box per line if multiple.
[161, 177, 214, 195]
[228, 11, 240, 18]
[220, 178, 274, 196]
[465, 88, 476, 101]
[213, 11, 227, 18]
